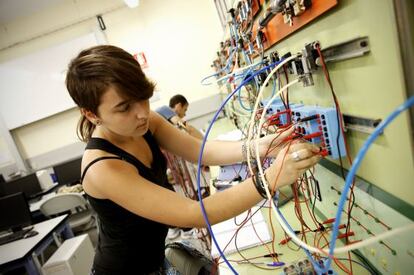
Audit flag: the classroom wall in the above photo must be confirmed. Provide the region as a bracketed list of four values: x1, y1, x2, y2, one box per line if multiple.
[0, 0, 223, 170]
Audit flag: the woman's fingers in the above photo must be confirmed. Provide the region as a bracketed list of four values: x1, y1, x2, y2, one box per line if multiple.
[288, 142, 322, 170]
[272, 127, 294, 145]
[295, 155, 322, 170]
[262, 127, 295, 157]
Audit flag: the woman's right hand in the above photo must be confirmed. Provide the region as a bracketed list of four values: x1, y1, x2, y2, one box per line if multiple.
[265, 141, 322, 191]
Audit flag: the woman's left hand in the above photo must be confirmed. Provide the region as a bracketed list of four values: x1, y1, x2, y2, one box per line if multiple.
[254, 126, 295, 158]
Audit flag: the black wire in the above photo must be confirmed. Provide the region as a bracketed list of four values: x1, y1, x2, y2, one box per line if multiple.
[351, 250, 381, 275]
[308, 170, 323, 226]
[283, 66, 290, 110]
[278, 72, 289, 111]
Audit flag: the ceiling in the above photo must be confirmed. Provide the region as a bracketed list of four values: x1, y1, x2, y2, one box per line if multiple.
[0, 0, 68, 25]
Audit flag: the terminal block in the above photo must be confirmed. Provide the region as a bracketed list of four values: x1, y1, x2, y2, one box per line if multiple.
[263, 101, 346, 159]
[292, 105, 346, 159]
[282, 258, 337, 275]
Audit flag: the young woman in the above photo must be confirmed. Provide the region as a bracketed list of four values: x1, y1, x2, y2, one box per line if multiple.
[66, 45, 321, 274]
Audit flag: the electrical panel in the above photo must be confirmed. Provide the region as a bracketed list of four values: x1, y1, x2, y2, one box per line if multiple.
[314, 165, 414, 275]
[207, 0, 413, 274]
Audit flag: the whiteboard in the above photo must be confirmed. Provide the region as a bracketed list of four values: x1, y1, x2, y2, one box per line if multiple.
[0, 33, 100, 129]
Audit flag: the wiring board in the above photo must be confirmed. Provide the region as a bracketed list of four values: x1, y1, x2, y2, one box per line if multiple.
[313, 165, 414, 275]
[206, 0, 414, 274]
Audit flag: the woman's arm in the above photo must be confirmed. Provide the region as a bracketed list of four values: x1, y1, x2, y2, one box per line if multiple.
[82, 142, 321, 228]
[82, 155, 261, 227]
[150, 111, 294, 166]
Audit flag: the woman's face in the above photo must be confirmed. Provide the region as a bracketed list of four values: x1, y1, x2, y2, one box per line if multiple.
[96, 86, 150, 139]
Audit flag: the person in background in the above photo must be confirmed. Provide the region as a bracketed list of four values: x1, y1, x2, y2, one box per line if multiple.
[167, 94, 204, 139]
[65, 45, 322, 275]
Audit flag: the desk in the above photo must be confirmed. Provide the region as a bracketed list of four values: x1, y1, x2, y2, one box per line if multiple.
[0, 214, 73, 275]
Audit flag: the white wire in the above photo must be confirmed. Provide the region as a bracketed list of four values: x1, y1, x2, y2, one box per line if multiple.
[245, 54, 299, 177]
[254, 78, 299, 181]
[329, 224, 414, 254]
[270, 190, 414, 254]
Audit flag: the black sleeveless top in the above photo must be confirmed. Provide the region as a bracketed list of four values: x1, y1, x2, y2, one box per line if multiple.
[81, 130, 172, 274]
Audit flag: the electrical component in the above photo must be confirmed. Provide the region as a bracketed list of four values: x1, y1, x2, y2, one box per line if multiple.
[258, 0, 287, 30]
[282, 258, 336, 275]
[288, 42, 319, 87]
[262, 101, 346, 159]
[282, 0, 313, 26]
[292, 105, 347, 159]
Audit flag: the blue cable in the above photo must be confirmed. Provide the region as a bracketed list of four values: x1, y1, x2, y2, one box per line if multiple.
[201, 47, 237, 86]
[238, 71, 277, 112]
[196, 60, 284, 274]
[238, 58, 267, 111]
[325, 96, 414, 272]
[237, 69, 255, 112]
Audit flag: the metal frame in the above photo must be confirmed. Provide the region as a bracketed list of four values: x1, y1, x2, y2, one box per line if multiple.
[393, 0, 414, 143]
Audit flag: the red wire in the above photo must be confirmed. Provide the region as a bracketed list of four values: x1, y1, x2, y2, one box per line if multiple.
[316, 45, 355, 274]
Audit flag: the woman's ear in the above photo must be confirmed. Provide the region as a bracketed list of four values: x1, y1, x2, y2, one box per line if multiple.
[81, 108, 101, 125]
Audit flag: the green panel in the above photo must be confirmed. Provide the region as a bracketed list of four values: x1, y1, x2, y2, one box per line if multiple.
[261, 0, 414, 206]
[319, 158, 414, 221]
[313, 164, 414, 275]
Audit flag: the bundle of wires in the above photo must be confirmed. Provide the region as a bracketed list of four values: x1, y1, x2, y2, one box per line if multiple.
[197, 38, 414, 273]
[250, 57, 414, 272]
[196, 59, 287, 273]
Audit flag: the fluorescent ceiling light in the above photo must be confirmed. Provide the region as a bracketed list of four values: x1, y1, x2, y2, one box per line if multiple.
[124, 0, 139, 8]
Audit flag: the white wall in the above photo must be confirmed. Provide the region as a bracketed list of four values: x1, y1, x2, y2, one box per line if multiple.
[0, 0, 223, 171]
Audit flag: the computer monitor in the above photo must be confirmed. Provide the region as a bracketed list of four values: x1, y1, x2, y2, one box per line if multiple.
[0, 182, 5, 197]
[53, 157, 82, 186]
[0, 192, 32, 232]
[4, 173, 42, 199]
[0, 175, 5, 196]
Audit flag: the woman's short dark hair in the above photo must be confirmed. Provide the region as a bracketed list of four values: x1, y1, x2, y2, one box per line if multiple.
[169, 94, 188, 108]
[66, 45, 155, 142]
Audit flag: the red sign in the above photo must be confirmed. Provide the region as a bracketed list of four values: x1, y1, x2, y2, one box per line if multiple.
[133, 52, 148, 68]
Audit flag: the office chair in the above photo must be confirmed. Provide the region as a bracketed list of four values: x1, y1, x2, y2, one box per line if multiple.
[39, 193, 95, 233]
